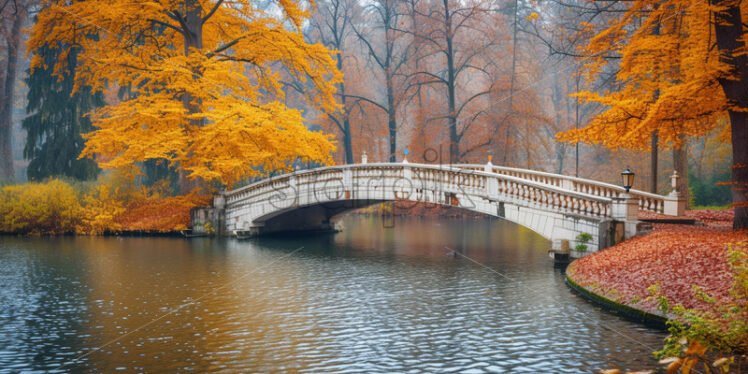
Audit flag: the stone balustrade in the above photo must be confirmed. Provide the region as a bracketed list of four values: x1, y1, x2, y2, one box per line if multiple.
[457, 164, 666, 214]
[192, 162, 677, 257]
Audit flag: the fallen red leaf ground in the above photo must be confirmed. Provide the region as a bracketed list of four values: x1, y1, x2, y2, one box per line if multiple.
[567, 210, 747, 315]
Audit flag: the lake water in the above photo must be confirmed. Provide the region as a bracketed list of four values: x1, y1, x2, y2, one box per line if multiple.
[0, 215, 667, 373]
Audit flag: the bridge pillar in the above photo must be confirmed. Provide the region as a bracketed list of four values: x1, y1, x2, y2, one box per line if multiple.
[664, 171, 686, 216]
[611, 194, 638, 239]
[189, 193, 225, 235]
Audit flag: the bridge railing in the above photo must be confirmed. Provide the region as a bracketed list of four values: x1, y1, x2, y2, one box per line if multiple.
[223, 163, 613, 219]
[457, 164, 665, 214]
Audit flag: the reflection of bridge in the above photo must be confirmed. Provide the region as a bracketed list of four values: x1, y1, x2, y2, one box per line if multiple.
[192, 162, 685, 255]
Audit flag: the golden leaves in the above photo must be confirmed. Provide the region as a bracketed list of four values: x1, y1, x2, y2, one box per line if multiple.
[29, 0, 342, 188]
[557, 0, 733, 150]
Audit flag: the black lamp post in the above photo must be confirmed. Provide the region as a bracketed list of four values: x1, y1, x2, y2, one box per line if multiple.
[621, 167, 635, 193]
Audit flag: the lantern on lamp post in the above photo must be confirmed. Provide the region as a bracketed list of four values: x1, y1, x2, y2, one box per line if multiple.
[621, 167, 635, 193]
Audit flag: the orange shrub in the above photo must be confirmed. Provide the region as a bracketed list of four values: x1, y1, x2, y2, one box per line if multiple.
[115, 192, 211, 232]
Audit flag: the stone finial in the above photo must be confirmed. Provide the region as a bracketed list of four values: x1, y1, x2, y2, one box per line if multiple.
[665, 170, 686, 216]
[361, 151, 368, 164]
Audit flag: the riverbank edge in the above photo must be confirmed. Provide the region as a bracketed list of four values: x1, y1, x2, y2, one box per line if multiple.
[565, 270, 668, 329]
[0, 230, 185, 237]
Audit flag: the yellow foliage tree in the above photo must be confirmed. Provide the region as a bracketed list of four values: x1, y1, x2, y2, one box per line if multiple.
[557, 0, 748, 229]
[28, 0, 342, 189]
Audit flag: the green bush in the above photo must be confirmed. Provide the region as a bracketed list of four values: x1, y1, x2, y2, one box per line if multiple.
[575, 232, 593, 252]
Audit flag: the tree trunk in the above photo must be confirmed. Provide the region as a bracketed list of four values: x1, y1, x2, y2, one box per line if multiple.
[335, 49, 353, 164]
[446, 47, 458, 163]
[342, 116, 353, 164]
[649, 15, 662, 195]
[386, 76, 397, 162]
[712, 0, 748, 229]
[502, 0, 519, 166]
[337, 80, 352, 164]
[443, 0, 458, 163]
[178, 0, 205, 193]
[650, 131, 658, 193]
[0, 8, 25, 181]
[673, 135, 689, 209]
[728, 111, 748, 229]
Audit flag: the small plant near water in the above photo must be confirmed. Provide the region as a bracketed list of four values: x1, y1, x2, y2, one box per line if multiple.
[599, 244, 747, 374]
[202, 222, 215, 235]
[649, 243, 748, 373]
[575, 232, 593, 252]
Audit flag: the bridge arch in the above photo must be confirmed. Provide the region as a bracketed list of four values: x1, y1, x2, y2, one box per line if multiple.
[203, 163, 672, 254]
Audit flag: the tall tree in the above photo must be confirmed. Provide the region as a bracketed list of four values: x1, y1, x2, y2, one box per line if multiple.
[522, 0, 630, 175]
[712, 0, 748, 228]
[349, 0, 412, 162]
[402, 0, 502, 162]
[308, 0, 357, 164]
[556, 0, 747, 228]
[0, 0, 29, 181]
[29, 0, 342, 188]
[23, 44, 103, 181]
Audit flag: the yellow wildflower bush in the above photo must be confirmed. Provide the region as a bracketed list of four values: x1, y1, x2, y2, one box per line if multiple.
[0, 179, 83, 234]
[0, 172, 208, 235]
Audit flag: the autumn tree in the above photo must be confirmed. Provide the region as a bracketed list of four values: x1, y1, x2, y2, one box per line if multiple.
[521, 0, 594, 175]
[713, 0, 748, 228]
[402, 0, 506, 162]
[556, 0, 747, 228]
[348, 0, 412, 162]
[524, 0, 674, 184]
[29, 0, 342, 189]
[307, 0, 358, 164]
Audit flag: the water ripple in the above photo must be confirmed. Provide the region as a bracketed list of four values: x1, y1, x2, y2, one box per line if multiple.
[0, 217, 666, 373]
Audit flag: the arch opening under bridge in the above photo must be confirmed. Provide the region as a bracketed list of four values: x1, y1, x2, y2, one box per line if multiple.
[191, 162, 685, 256]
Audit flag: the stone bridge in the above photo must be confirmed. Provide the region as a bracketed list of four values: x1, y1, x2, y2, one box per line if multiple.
[191, 162, 685, 256]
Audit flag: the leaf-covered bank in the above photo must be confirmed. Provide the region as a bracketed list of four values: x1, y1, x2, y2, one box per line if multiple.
[568, 216, 748, 370]
[568, 221, 746, 314]
[0, 176, 209, 235]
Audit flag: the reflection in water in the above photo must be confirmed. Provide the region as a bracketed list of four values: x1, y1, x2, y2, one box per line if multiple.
[0, 216, 666, 373]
